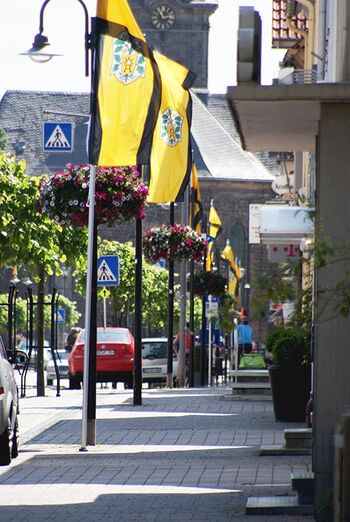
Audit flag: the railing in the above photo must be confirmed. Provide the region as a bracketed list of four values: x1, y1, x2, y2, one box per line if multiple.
[279, 69, 319, 85]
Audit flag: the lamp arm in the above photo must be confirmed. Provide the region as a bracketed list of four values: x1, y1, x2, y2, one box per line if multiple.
[38, 0, 91, 76]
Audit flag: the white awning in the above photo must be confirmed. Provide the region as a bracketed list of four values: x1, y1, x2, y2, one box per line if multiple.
[259, 205, 314, 245]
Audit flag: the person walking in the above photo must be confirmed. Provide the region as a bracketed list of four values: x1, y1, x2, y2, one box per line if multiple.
[237, 317, 253, 368]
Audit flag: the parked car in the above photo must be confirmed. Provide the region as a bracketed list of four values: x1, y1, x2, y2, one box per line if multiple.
[46, 349, 69, 385]
[0, 338, 27, 465]
[16, 339, 51, 368]
[68, 327, 134, 389]
[142, 337, 178, 386]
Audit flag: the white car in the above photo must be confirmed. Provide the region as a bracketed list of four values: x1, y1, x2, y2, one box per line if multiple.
[142, 337, 178, 386]
[16, 339, 51, 369]
[0, 339, 27, 465]
[46, 349, 69, 385]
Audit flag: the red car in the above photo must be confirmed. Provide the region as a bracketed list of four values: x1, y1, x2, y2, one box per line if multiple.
[68, 327, 134, 389]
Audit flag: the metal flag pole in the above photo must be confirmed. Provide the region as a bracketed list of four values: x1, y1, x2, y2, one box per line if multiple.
[81, 164, 97, 450]
[166, 203, 175, 388]
[81, 15, 97, 450]
[133, 165, 145, 406]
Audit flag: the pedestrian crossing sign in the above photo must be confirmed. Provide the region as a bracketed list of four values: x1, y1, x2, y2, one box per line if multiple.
[56, 308, 66, 324]
[97, 255, 119, 287]
[43, 122, 73, 152]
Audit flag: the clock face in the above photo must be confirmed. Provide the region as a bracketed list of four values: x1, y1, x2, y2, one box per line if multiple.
[151, 4, 176, 30]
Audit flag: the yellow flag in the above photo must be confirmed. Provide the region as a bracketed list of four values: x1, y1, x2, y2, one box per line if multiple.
[208, 205, 222, 240]
[191, 164, 202, 234]
[221, 244, 236, 272]
[90, 0, 160, 166]
[147, 52, 195, 203]
[206, 242, 214, 272]
[228, 270, 238, 296]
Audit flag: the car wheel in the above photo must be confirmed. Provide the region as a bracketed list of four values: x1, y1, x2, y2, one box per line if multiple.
[11, 418, 19, 459]
[0, 418, 12, 466]
[47, 378, 54, 386]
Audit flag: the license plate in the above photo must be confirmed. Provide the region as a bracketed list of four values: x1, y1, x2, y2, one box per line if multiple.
[143, 367, 161, 374]
[98, 350, 115, 356]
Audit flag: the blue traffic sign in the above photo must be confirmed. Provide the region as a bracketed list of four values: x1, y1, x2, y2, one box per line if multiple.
[56, 308, 66, 323]
[155, 259, 166, 269]
[43, 122, 73, 152]
[97, 255, 119, 287]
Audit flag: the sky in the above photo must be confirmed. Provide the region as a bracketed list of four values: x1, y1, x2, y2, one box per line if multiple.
[0, 0, 284, 95]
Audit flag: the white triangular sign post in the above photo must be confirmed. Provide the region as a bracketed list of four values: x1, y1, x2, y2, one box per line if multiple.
[45, 125, 70, 148]
[97, 260, 117, 283]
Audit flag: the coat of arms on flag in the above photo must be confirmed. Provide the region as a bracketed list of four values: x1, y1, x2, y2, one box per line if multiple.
[112, 35, 146, 85]
[160, 107, 183, 147]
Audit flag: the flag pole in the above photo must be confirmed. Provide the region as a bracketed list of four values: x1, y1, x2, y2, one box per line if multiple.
[189, 185, 195, 388]
[133, 166, 145, 406]
[200, 214, 207, 386]
[81, 16, 97, 450]
[166, 203, 175, 388]
[80, 164, 97, 450]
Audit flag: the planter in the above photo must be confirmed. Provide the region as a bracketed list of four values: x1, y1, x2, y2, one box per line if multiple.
[38, 164, 148, 227]
[268, 364, 311, 422]
[192, 271, 226, 296]
[143, 224, 207, 263]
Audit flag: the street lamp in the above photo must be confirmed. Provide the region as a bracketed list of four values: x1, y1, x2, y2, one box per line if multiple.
[20, 0, 91, 76]
[25, 0, 96, 450]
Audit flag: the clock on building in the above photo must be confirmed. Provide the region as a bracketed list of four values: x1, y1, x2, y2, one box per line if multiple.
[150, 4, 176, 30]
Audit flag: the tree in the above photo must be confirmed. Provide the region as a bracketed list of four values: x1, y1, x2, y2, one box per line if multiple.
[0, 152, 87, 395]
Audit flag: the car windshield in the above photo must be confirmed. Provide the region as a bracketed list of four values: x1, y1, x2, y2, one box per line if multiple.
[142, 341, 167, 360]
[80, 330, 130, 343]
[48, 351, 68, 362]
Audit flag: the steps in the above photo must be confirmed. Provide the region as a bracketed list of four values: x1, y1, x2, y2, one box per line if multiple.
[230, 369, 271, 396]
[260, 428, 312, 455]
[247, 430, 314, 516]
[246, 495, 313, 516]
[247, 471, 314, 515]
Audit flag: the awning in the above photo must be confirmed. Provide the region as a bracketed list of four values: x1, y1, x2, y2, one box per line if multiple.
[259, 204, 313, 245]
[226, 83, 350, 152]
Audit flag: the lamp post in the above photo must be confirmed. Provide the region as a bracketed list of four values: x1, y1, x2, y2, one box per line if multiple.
[25, 0, 97, 448]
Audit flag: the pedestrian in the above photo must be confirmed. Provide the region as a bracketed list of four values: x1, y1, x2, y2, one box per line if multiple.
[173, 322, 191, 356]
[65, 327, 81, 353]
[237, 317, 253, 368]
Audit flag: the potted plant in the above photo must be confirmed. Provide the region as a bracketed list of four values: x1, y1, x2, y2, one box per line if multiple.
[38, 163, 148, 227]
[143, 224, 207, 263]
[192, 271, 226, 297]
[266, 325, 311, 422]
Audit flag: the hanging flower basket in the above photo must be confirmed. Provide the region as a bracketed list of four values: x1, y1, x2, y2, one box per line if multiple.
[143, 224, 207, 263]
[192, 271, 226, 296]
[38, 164, 148, 227]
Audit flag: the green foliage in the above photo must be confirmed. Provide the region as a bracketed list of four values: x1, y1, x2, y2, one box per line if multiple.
[251, 265, 296, 319]
[265, 326, 310, 370]
[0, 153, 87, 276]
[56, 294, 81, 328]
[0, 293, 80, 336]
[219, 294, 236, 334]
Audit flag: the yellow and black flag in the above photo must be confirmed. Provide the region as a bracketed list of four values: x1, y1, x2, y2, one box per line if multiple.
[208, 201, 222, 241]
[221, 243, 240, 298]
[147, 51, 195, 203]
[191, 163, 202, 234]
[89, 0, 160, 166]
